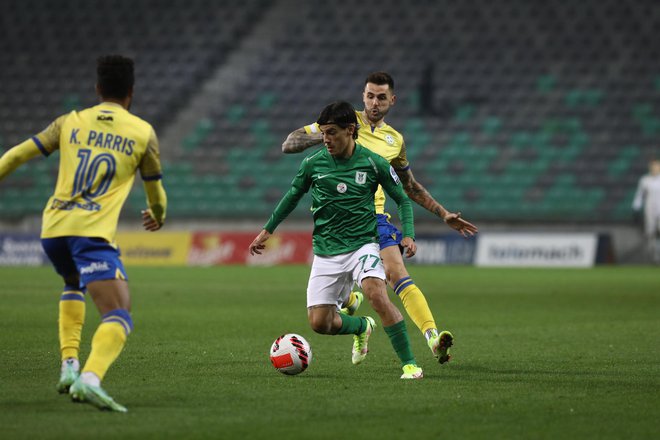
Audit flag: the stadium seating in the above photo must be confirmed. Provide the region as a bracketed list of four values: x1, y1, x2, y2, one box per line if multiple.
[0, 0, 270, 218]
[2, 0, 659, 223]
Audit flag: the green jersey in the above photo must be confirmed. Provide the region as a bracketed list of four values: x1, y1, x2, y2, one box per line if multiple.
[264, 143, 414, 256]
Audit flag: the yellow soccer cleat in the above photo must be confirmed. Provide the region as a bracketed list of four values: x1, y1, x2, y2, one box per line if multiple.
[401, 364, 424, 379]
[351, 316, 375, 365]
[340, 291, 364, 316]
[428, 330, 453, 364]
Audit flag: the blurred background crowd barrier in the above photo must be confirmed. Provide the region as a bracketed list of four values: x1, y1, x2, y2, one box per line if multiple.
[1, 0, 658, 265]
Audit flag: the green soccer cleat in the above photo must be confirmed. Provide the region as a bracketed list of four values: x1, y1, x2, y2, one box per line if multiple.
[400, 364, 424, 379]
[69, 377, 127, 413]
[428, 330, 453, 364]
[351, 316, 376, 365]
[340, 291, 364, 316]
[56, 359, 79, 394]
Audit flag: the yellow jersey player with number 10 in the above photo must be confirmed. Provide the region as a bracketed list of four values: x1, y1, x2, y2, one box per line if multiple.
[37, 99, 163, 243]
[0, 55, 167, 412]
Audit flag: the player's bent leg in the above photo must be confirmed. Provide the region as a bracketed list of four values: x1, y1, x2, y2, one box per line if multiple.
[57, 281, 85, 393]
[362, 278, 421, 376]
[308, 305, 343, 334]
[383, 319, 421, 377]
[68, 279, 132, 411]
[381, 246, 438, 336]
[361, 277, 403, 326]
[59, 290, 86, 358]
[83, 309, 132, 379]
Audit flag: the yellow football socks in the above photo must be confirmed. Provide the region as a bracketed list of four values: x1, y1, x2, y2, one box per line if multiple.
[393, 277, 437, 335]
[58, 290, 86, 361]
[82, 309, 132, 381]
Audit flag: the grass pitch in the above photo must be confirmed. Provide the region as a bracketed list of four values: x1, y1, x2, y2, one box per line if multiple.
[0, 265, 658, 439]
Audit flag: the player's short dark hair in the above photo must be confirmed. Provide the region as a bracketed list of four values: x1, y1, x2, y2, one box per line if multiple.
[365, 71, 394, 90]
[316, 101, 359, 139]
[97, 55, 134, 99]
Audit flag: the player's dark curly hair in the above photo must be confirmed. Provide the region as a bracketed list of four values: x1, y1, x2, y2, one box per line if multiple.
[365, 71, 394, 90]
[97, 55, 134, 99]
[316, 101, 359, 139]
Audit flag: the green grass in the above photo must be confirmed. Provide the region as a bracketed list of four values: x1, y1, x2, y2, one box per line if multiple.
[1, 266, 659, 439]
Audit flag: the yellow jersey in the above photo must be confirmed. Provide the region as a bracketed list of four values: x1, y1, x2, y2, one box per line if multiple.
[305, 110, 409, 214]
[32, 102, 163, 242]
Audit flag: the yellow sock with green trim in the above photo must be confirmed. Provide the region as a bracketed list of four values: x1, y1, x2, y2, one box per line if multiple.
[58, 290, 86, 361]
[82, 309, 133, 381]
[393, 277, 437, 335]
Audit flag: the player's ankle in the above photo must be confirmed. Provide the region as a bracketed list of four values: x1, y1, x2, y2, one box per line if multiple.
[81, 371, 101, 387]
[424, 328, 438, 342]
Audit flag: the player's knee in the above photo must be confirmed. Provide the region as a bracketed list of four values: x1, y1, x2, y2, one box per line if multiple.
[363, 282, 390, 312]
[308, 315, 333, 334]
[386, 267, 409, 288]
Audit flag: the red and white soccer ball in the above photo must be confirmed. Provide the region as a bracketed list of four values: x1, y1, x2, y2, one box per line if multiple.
[269, 333, 312, 375]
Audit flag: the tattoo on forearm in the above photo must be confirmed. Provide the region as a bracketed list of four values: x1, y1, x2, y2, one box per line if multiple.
[282, 130, 323, 153]
[403, 177, 446, 217]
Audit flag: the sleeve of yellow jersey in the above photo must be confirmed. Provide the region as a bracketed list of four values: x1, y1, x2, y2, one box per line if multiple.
[139, 128, 167, 226]
[390, 137, 410, 172]
[303, 122, 320, 134]
[0, 115, 66, 180]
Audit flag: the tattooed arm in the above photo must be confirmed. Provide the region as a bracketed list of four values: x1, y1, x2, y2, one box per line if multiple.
[281, 127, 323, 154]
[397, 167, 478, 237]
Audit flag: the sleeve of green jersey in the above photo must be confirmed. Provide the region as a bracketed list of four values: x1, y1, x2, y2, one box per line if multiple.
[377, 158, 415, 239]
[263, 158, 312, 233]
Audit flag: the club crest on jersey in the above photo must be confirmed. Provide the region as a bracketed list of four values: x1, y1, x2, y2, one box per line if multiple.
[337, 183, 347, 193]
[355, 171, 367, 184]
[385, 134, 395, 145]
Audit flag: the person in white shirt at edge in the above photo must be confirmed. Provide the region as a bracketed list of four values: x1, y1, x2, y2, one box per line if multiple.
[632, 159, 660, 263]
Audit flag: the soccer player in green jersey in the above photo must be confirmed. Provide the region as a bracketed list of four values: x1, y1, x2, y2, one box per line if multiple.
[250, 101, 423, 379]
[0, 55, 167, 411]
[282, 72, 478, 364]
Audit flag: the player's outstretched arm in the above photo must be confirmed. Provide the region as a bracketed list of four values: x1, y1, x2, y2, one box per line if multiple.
[0, 141, 43, 181]
[397, 167, 478, 237]
[282, 127, 323, 154]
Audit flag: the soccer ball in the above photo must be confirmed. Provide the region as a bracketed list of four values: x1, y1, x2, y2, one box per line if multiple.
[269, 333, 312, 375]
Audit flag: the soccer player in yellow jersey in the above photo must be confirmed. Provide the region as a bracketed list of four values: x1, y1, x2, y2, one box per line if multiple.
[282, 72, 477, 364]
[0, 55, 167, 412]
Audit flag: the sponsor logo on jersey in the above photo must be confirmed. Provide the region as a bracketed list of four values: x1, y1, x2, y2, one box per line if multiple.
[97, 115, 114, 121]
[355, 171, 367, 184]
[51, 198, 101, 211]
[385, 134, 395, 145]
[389, 166, 401, 184]
[80, 261, 110, 275]
[337, 183, 347, 193]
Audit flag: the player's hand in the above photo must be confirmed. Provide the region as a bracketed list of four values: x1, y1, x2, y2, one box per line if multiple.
[443, 212, 478, 237]
[401, 237, 417, 258]
[141, 209, 163, 231]
[249, 229, 271, 256]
